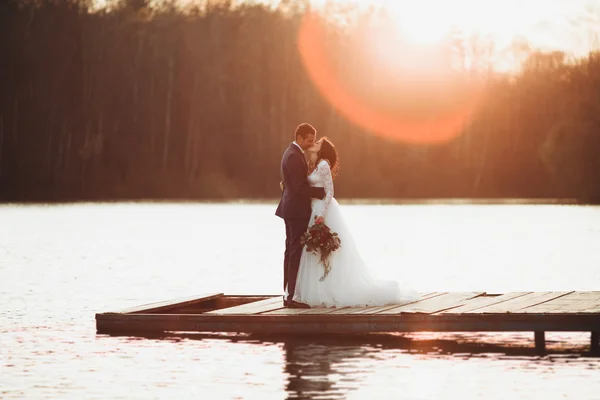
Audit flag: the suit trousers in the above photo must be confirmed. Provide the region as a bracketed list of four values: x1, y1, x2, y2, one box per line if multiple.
[283, 217, 310, 301]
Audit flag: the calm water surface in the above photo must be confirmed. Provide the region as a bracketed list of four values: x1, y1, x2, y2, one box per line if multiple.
[2, 202, 600, 399]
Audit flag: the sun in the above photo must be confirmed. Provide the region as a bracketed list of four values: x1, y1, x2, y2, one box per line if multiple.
[355, 0, 591, 76]
[382, 1, 456, 46]
[369, 0, 583, 52]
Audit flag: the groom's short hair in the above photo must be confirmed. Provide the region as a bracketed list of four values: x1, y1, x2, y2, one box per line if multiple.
[295, 123, 316, 140]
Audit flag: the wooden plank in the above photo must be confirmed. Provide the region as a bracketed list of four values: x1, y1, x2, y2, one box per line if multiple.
[205, 297, 284, 315]
[521, 291, 600, 313]
[376, 292, 485, 314]
[329, 306, 380, 315]
[440, 292, 532, 314]
[213, 296, 279, 310]
[263, 307, 347, 315]
[472, 291, 573, 314]
[174, 307, 221, 314]
[357, 292, 448, 314]
[261, 308, 310, 315]
[96, 312, 600, 335]
[301, 307, 348, 315]
[583, 304, 600, 313]
[109, 293, 224, 314]
[263, 293, 442, 315]
[353, 306, 400, 314]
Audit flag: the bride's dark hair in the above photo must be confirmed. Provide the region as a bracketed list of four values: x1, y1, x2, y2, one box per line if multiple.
[316, 137, 340, 179]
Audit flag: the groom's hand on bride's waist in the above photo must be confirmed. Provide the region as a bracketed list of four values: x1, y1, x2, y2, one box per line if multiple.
[280, 181, 285, 191]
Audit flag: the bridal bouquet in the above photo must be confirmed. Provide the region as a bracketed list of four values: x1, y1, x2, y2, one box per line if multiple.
[300, 217, 342, 281]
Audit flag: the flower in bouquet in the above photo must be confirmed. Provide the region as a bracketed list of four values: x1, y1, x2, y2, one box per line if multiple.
[300, 216, 342, 281]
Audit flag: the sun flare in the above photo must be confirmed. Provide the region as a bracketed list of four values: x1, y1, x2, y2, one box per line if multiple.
[294, 0, 596, 144]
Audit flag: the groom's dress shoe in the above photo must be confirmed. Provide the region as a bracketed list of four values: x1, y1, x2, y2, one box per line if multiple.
[286, 300, 311, 309]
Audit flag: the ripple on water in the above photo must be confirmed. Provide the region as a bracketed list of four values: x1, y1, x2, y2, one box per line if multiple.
[2, 203, 600, 399]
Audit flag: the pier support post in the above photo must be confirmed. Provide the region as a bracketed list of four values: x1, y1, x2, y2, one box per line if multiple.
[591, 332, 599, 356]
[534, 331, 546, 354]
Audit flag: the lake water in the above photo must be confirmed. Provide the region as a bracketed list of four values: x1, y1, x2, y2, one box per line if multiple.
[2, 202, 600, 399]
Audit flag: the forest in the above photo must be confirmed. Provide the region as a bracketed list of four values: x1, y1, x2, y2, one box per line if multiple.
[1, 0, 599, 202]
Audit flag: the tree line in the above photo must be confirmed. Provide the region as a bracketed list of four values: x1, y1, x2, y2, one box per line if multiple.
[1, 0, 599, 202]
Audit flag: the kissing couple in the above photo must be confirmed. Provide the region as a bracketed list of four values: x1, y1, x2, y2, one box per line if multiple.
[275, 123, 419, 309]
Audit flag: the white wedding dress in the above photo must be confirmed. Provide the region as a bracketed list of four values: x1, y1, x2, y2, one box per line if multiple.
[293, 160, 420, 307]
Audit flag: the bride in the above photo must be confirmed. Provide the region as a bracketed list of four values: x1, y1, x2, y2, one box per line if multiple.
[293, 137, 420, 307]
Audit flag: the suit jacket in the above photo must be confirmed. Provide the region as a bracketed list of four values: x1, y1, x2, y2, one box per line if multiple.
[275, 143, 326, 220]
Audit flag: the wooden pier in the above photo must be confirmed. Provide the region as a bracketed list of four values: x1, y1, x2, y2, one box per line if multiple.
[95, 291, 600, 354]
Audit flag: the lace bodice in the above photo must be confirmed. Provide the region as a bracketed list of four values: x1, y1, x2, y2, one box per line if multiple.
[308, 159, 334, 219]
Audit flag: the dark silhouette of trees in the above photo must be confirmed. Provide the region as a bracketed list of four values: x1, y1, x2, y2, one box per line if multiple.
[1, 0, 599, 202]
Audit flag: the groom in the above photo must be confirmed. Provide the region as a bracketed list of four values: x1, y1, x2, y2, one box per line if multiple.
[275, 123, 326, 308]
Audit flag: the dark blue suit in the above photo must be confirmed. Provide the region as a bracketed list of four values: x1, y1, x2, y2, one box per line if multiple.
[275, 143, 325, 300]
